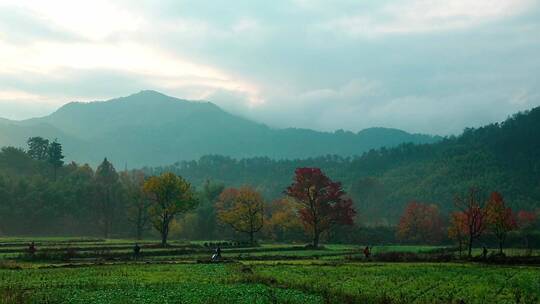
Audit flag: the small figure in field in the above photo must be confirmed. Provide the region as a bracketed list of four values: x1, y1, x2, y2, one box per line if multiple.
[211, 246, 222, 262]
[482, 246, 488, 260]
[28, 241, 37, 256]
[363, 246, 371, 259]
[133, 243, 141, 259]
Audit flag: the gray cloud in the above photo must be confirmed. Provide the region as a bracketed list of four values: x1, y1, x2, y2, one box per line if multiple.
[0, 6, 81, 44]
[0, 0, 539, 135]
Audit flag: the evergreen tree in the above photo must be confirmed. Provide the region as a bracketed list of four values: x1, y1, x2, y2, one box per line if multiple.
[47, 139, 64, 180]
[27, 137, 50, 161]
[95, 158, 121, 238]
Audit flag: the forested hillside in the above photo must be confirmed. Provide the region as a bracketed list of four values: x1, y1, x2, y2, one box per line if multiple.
[148, 106, 540, 223]
[0, 91, 439, 167]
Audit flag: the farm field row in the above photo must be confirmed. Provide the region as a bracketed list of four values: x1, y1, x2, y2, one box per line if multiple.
[1, 238, 539, 262]
[1, 262, 539, 303]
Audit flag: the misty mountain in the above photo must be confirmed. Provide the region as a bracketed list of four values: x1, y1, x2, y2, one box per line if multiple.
[150, 105, 540, 222]
[0, 90, 440, 167]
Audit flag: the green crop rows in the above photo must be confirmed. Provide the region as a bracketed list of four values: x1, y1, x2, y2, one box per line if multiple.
[1, 262, 539, 303]
[1, 238, 539, 303]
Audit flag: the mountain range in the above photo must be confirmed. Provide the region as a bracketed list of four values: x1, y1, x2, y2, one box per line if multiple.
[0, 90, 440, 167]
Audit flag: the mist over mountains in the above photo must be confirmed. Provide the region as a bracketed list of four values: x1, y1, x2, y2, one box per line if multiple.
[150, 105, 540, 221]
[0, 90, 440, 167]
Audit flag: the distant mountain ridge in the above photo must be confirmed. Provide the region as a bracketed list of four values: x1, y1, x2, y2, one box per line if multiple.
[153, 105, 540, 221]
[0, 90, 440, 167]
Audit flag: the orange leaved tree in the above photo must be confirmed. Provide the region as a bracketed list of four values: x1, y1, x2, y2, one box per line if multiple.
[454, 188, 486, 258]
[397, 201, 444, 244]
[265, 198, 303, 241]
[448, 211, 468, 257]
[485, 192, 517, 255]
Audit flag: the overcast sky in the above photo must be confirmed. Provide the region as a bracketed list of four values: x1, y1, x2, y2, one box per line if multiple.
[0, 0, 539, 135]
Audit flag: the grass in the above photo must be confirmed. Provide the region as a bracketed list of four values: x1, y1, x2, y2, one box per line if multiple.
[237, 262, 540, 303]
[0, 238, 539, 303]
[1, 262, 539, 303]
[0, 264, 322, 304]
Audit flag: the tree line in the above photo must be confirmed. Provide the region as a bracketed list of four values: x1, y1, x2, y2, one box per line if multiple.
[0, 136, 538, 251]
[0, 138, 356, 247]
[395, 190, 539, 257]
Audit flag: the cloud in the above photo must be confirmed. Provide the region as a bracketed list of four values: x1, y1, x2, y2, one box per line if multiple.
[0, 0, 142, 42]
[0, 5, 80, 45]
[0, 0, 538, 135]
[0, 89, 59, 119]
[320, 0, 536, 37]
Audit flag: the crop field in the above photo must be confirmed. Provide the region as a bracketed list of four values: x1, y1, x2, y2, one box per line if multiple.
[0, 238, 539, 303]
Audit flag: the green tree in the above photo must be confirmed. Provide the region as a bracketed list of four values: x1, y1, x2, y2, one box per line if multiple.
[95, 158, 121, 238]
[143, 172, 198, 247]
[0, 176, 9, 234]
[60, 163, 96, 234]
[47, 139, 64, 180]
[0, 147, 35, 175]
[195, 179, 224, 239]
[27, 137, 50, 161]
[121, 170, 151, 240]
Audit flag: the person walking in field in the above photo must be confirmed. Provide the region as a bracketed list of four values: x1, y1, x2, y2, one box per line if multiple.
[211, 246, 222, 262]
[28, 241, 37, 256]
[482, 246, 488, 260]
[363, 246, 371, 259]
[133, 243, 141, 259]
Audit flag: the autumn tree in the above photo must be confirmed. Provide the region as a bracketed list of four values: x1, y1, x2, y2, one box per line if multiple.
[485, 192, 517, 255]
[216, 186, 264, 245]
[454, 188, 486, 257]
[265, 198, 303, 242]
[516, 210, 538, 250]
[448, 212, 467, 257]
[285, 168, 356, 248]
[143, 172, 197, 247]
[396, 202, 444, 244]
[95, 158, 122, 238]
[121, 170, 151, 240]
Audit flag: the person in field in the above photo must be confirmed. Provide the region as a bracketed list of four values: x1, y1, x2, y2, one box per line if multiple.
[211, 246, 222, 261]
[28, 241, 37, 256]
[363, 246, 371, 259]
[133, 243, 141, 259]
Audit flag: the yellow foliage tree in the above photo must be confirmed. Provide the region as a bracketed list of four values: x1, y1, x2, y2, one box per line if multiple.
[216, 186, 264, 245]
[143, 172, 198, 247]
[265, 198, 303, 241]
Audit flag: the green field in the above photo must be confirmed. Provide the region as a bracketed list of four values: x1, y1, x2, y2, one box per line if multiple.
[0, 238, 539, 303]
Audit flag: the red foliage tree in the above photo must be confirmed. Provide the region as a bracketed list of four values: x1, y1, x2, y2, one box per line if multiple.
[396, 202, 444, 244]
[516, 210, 538, 250]
[285, 168, 356, 248]
[485, 192, 517, 254]
[454, 188, 487, 257]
